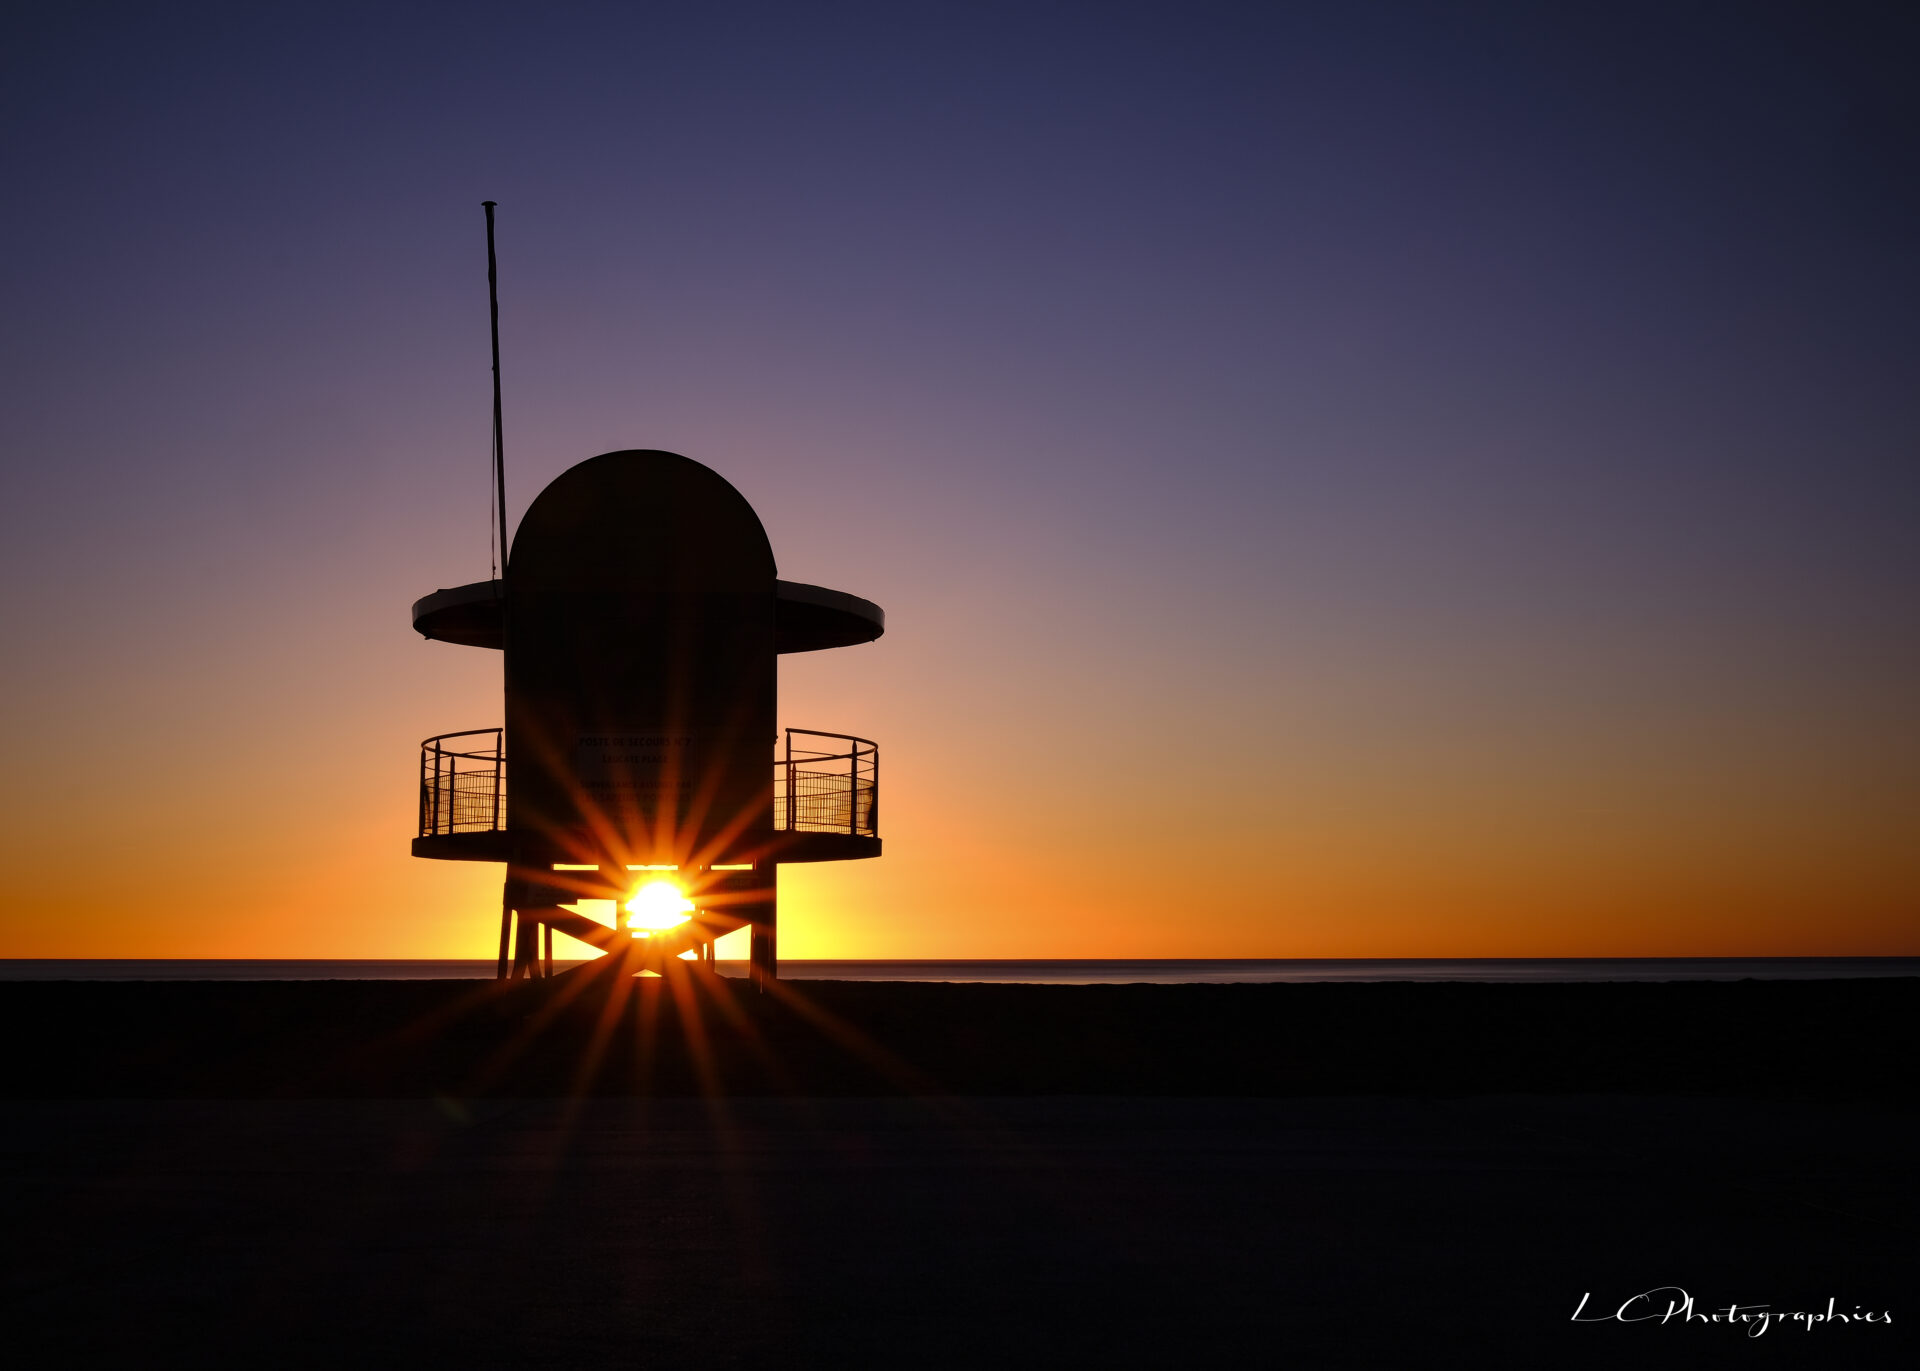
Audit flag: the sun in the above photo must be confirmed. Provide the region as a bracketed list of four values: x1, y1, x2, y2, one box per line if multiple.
[623, 878, 695, 933]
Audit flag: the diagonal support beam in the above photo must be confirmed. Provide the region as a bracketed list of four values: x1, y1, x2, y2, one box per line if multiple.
[520, 908, 750, 978]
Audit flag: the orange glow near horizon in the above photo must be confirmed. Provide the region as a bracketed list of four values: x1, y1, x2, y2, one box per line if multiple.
[2, 676, 1914, 960]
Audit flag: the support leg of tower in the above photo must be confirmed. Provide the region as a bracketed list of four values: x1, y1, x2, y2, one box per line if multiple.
[496, 882, 513, 981]
[748, 865, 778, 991]
[749, 924, 775, 990]
[512, 908, 540, 979]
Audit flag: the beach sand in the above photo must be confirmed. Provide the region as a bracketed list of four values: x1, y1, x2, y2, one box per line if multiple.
[2, 979, 1912, 1367]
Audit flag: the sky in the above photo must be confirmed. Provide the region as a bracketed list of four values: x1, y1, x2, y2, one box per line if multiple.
[2, 0, 1915, 958]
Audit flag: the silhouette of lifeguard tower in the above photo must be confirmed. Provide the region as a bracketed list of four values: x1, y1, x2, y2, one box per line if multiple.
[409, 449, 883, 985]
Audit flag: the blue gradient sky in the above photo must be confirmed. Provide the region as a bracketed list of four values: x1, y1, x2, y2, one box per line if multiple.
[3, 1, 1915, 956]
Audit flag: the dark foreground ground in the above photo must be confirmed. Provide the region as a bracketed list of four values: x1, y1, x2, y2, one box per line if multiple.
[2, 978, 1913, 1368]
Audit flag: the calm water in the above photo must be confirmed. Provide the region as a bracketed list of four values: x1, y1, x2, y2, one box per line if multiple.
[1, 958, 1914, 983]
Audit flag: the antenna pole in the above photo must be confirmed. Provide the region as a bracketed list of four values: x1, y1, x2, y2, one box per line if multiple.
[483, 201, 507, 580]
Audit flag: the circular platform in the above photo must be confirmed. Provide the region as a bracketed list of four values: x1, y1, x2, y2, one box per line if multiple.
[411, 831, 881, 865]
[411, 579, 884, 653]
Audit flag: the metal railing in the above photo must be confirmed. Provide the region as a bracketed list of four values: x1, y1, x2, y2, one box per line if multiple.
[419, 728, 504, 837]
[417, 725, 878, 840]
[775, 728, 878, 837]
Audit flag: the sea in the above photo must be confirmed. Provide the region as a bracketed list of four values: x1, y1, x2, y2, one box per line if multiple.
[1, 958, 1914, 983]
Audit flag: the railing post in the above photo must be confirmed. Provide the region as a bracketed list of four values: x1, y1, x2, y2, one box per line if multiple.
[784, 729, 796, 833]
[430, 742, 442, 835]
[492, 730, 503, 831]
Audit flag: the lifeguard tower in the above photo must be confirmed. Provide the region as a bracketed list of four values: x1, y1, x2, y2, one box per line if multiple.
[408, 449, 883, 984]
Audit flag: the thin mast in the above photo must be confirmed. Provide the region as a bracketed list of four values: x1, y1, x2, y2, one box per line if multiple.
[483, 201, 507, 581]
